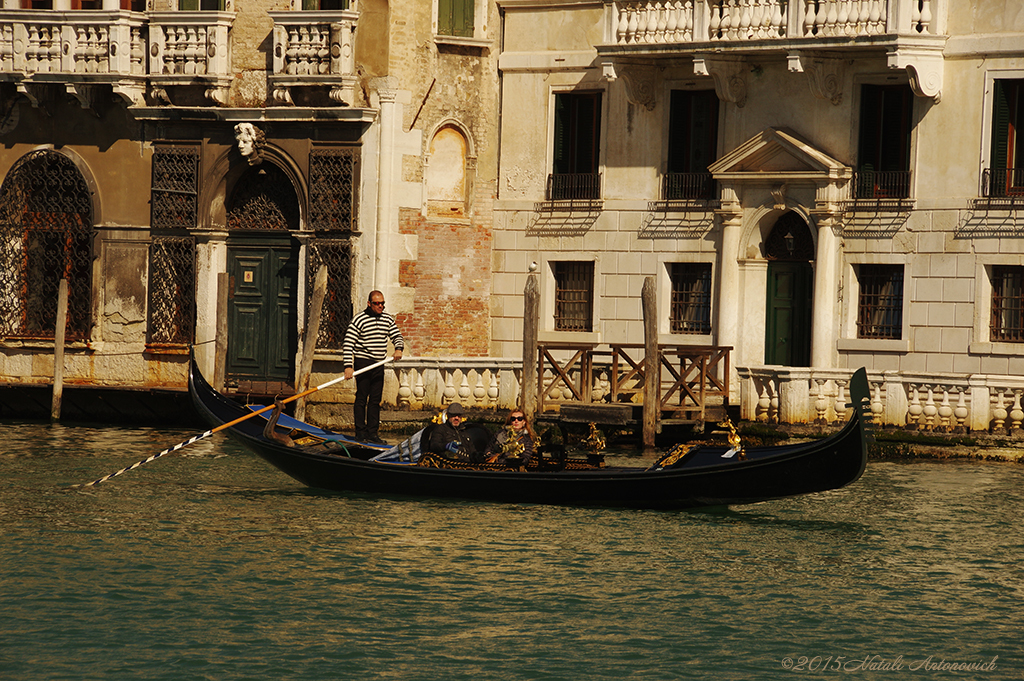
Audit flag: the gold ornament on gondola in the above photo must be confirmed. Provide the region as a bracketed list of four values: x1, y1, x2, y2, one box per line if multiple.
[582, 422, 606, 455]
[720, 417, 746, 461]
[499, 425, 526, 460]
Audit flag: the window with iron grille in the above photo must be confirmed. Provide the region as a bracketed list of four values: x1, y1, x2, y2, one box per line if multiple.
[991, 265, 1024, 342]
[856, 264, 904, 339]
[309, 147, 359, 233]
[553, 261, 594, 332]
[550, 92, 602, 201]
[151, 145, 199, 230]
[0, 149, 93, 342]
[669, 262, 712, 334]
[307, 239, 354, 350]
[146, 237, 196, 346]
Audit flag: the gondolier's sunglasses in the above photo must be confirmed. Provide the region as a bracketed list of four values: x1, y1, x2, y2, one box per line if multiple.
[369, 300, 385, 307]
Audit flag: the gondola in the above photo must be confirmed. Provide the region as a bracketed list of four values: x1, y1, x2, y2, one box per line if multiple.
[189, 355, 871, 510]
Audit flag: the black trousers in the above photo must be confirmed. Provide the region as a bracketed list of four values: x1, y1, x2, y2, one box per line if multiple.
[353, 357, 385, 438]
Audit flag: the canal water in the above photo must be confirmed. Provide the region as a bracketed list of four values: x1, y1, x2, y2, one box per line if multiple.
[2, 421, 1021, 680]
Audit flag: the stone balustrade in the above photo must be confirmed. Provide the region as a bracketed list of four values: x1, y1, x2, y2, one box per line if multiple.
[610, 0, 938, 45]
[382, 358, 526, 412]
[738, 366, 1024, 434]
[267, 10, 358, 105]
[0, 10, 146, 76]
[148, 12, 232, 78]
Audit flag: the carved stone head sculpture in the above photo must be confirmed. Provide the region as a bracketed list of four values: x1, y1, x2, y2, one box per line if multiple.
[234, 123, 265, 165]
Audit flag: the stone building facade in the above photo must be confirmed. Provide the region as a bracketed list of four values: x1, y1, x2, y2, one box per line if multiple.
[491, 0, 1024, 431]
[0, 0, 499, 419]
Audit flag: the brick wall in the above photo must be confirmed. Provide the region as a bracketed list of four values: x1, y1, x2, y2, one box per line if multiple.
[397, 179, 493, 356]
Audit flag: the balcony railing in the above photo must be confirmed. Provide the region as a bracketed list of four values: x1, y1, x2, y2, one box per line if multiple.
[547, 173, 602, 201]
[267, 10, 358, 105]
[610, 0, 940, 45]
[0, 10, 146, 76]
[981, 168, 1024, 199]
[663, 172, 716, 201]
[852, 169, 911, 200]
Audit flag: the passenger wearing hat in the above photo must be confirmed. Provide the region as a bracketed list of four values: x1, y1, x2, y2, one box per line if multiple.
[427, 402, 478, 462]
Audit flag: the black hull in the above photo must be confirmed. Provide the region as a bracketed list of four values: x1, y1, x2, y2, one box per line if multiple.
[189, 356, 870, 510]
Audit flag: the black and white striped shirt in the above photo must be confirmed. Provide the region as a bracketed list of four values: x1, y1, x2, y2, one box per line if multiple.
[342, 308, 405, 367]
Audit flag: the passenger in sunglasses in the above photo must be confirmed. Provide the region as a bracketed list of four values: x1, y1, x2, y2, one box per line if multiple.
[485, 408, 536, 466]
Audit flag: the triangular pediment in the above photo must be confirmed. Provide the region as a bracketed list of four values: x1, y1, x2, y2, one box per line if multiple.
[709, 128, 850, 180]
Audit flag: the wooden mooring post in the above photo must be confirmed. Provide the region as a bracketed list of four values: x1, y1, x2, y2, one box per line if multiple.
[521, 273, 539, 420]
[641, 276, 659, 448]
[295, 265, 328, 422]
[50, 279, 68, 422]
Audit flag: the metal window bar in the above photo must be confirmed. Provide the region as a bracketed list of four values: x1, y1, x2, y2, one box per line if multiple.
[307, 239, 354, 350]
[151, 146, 200, 230]
[982, 168, 1024, 198]
[663, 173, 716, 201]
[309, 148, 358, 233]
[547, 173, 601, 201]
[0, 149, 93, 341]
[146, 236, 196, 345]
[669, 263, 712, 334]
[856, 264, 904, 339]
[991, 265, 1024, 342]
[852, 170, 911, 199]
[553, 261, 594, 332]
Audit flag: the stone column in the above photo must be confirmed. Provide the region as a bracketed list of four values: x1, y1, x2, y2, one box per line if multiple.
[716, 195, 743, 362]
[811, 213, 839, 368]
[371, 77, 399, 294]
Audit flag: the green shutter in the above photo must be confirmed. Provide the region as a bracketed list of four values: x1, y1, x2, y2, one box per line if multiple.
[991, 80, 1011, 172]
[553, 94, 569, 175]
[178, 0, 198, 9]
[439, 0, 472, 37]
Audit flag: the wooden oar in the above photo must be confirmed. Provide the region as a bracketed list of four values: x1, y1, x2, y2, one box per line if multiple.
[71, 356, 395, 489]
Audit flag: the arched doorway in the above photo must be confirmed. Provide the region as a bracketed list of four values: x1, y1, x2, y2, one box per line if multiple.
[764, 212, 814, 367]
[0, 150, 93, 341]
[224, 163, 301, 384]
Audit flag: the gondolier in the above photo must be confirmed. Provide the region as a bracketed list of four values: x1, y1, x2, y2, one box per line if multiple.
[343, 290, 404, 443]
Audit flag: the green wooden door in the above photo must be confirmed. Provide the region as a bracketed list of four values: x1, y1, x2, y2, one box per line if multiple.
[765, 261, 812, 367]
[226, 239, 299, 382]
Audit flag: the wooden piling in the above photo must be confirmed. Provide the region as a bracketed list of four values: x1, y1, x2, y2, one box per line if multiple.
[295, 265, 328, 422]
[522, 273, 539, 420]
[215, 272, 228, 391]
[51, 279, 68, 422]
[641, 276, 659, 448]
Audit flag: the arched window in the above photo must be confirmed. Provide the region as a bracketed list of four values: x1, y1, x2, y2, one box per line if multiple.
[426, 125, 469, 218]
[0, 150, 94, 341]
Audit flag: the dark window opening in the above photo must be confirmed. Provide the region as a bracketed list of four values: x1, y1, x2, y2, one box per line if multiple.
[665, 90, 719, 200]
[550, 92, 602, 200]
[856, 84, 913, 199]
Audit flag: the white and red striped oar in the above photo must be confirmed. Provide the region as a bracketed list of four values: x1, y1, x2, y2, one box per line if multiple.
[72, 356, 394, 489]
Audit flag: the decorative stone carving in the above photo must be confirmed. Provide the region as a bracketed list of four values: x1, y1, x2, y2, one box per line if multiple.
[693, 56, 747, 107]
[234, 123, 266, 166]
[887, 43, 944, 102]
[620, 66, 657, 111]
